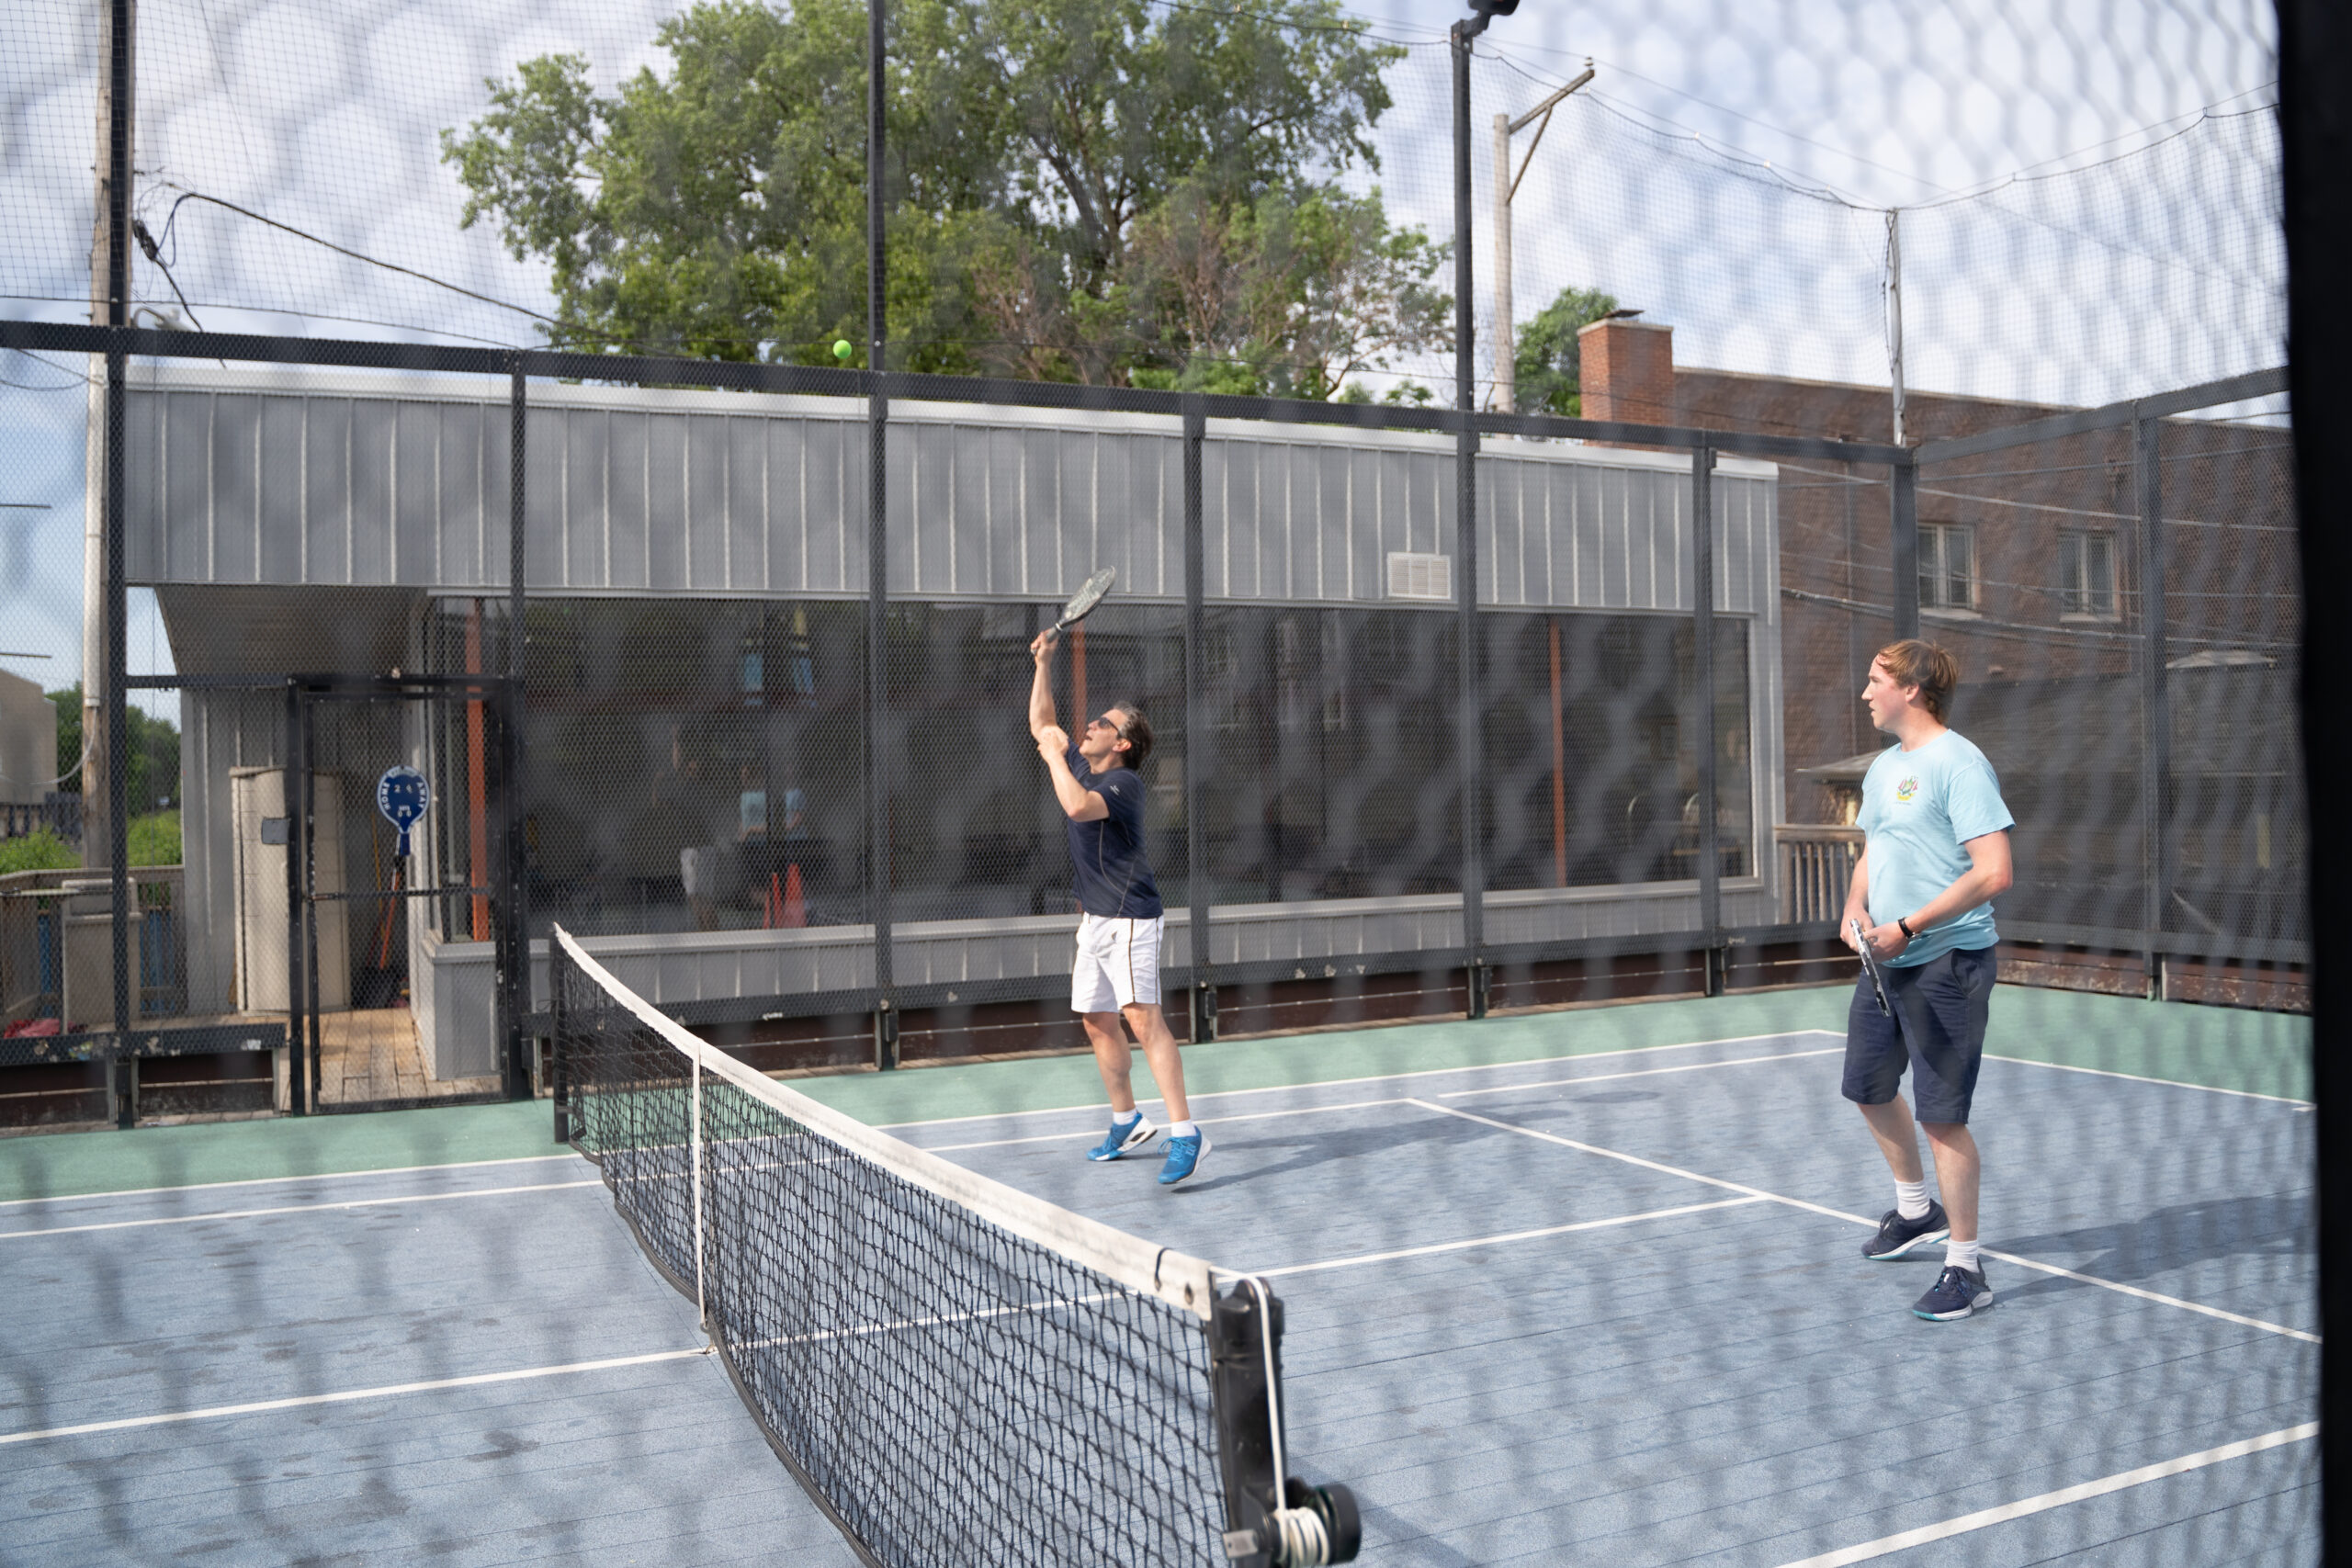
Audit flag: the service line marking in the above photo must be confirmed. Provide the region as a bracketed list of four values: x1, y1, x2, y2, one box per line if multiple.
[0, 1348, 710, 1448]
[0, 1179, 605, 1240]
[1770, 1422, 2317, 1567]
[1414, 1100, 2320, 1345]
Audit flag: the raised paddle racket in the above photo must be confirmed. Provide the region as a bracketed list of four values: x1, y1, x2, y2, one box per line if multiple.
[1041, 567, 1116, 644]
[1851, 917, 1892, 1017]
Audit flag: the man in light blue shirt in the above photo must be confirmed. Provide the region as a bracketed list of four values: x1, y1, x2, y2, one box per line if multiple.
[1840, 640, 2015, 1322]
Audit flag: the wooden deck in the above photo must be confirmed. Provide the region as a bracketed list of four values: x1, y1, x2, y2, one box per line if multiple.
[311, 1006, 504, 1108]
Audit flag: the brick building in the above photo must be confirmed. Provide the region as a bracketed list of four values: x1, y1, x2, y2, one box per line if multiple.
[1579, 316, 2301, 954]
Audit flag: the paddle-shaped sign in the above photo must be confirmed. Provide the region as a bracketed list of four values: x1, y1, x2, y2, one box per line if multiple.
[377, 765, 429, 858]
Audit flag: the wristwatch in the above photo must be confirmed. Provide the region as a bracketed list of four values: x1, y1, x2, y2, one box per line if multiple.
[1896, 917, 1916, 939]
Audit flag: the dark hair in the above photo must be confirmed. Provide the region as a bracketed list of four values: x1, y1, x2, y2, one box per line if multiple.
[1109, 702, 1153, 772]
[1873, 639, 1960, 721]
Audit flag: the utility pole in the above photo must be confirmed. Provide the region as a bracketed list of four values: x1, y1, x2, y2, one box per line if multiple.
[1885, 209, 1906, 446]
[1492, 63, 1593, 416]
[865, 0, 897, 1069]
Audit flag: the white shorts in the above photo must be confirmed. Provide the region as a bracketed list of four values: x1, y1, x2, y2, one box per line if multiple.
[1071, 914, 1164, 1013]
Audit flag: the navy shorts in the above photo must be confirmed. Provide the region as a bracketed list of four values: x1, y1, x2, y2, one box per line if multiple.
[1841, 944, 1996, 1124]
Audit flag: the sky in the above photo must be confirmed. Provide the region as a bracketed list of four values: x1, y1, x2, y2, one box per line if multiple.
[0, 0, 2288, 700]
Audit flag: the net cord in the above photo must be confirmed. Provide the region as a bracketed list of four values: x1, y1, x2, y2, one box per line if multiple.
[554, 925, 1218, 1320]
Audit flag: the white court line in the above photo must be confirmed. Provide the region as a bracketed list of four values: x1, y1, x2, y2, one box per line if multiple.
[0, 1179, 605, 1240]
[1770, 1422, 2318, 1568]
[0, 1348, 710, 1448]
[873, 1030, 1845, 1131]
[1437, 1048, 1842, 1100]
[1987, 1053, 2312, 1107]
[1245, 1197, 1767, 1280]
[923, 1097, 1411, 1153]
[0, 1152, 582, 1209]
[1412, 1100, 2321, 1345]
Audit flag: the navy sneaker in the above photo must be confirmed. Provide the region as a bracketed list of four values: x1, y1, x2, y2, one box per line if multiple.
[1862, 1200, 1950, 1261]
[1087, 1114, 1157, 1162]
[1157, 1129, 1210, 1186]
[1912, 1264, 1994, 1321]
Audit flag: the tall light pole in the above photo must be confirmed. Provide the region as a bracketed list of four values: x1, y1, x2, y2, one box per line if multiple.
[1450, 0, 1511, 1015]
[1493, 63, 1594, 415]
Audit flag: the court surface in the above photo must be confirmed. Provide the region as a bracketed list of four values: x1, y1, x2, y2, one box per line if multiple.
[0, 983, 2315, 1565]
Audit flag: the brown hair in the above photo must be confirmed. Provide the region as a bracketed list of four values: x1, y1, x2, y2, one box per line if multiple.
[1873, 639, 1960, 721]
[1109, 702, 1153, 772]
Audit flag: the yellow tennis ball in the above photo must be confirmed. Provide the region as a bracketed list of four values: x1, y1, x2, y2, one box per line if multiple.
[832, 339, 854, 361]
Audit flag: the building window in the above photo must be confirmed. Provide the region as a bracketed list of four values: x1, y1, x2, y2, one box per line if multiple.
[2060, 529, 2118, 618]
[1919, 524, 1976, 612]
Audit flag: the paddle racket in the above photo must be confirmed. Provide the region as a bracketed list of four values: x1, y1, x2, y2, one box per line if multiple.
[1851, 917, 1891, 1017]
[1040, 567, 1116, 645]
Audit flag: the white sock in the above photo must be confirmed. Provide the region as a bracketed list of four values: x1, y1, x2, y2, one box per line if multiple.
[1112, 1109, 1141, 1128]
[1171, 1120, 1198, 1139]
[1945, 1239, 1982, 1274]
[1895, 1179, 1931, 1221]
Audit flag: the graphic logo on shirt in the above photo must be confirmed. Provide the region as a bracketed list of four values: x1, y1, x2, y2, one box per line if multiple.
[1894, 775, 1920, 803]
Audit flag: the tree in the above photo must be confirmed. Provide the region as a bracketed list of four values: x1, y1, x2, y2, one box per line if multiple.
[440, 0, 1419, 389]
[47, 684, 178, 816]
[1513, 285, 1620, 417]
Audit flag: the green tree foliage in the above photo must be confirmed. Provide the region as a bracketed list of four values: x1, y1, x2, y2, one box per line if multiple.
[440, 0, 1448, 392]
[47, 684, 180, 815]
[1513, 285, 1619, 417]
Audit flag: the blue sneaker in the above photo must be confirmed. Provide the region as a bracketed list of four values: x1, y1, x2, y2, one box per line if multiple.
[1912, 1264, 1994, 1321]
[1157, 1129, 1210, 1186]
[1087, 1114, 1157, 1162]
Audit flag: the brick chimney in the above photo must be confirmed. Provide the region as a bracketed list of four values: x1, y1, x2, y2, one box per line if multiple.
[1577, 316, 1675, 428]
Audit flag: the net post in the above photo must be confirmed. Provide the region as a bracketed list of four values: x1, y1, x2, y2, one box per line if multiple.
[1183, 394, 1214, 1043]
[1692, 444, 1723, 994]
[2136, 411, 2171, 998]
[690, 1034, 706, 1327]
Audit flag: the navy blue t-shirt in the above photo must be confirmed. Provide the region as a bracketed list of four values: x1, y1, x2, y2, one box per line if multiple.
[1065, 740, 1164, 919]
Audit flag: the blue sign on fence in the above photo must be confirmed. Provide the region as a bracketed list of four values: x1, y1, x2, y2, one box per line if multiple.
[376, 765, 429, 858]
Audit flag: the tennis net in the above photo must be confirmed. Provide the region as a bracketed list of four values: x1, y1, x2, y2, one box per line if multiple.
[547, 926, 1357, 1568]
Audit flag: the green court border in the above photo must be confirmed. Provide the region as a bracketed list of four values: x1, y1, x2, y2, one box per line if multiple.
[0, 984, 2308, 1202]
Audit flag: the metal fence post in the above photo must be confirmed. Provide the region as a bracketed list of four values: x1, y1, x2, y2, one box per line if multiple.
[2137, 412, 2171, 998]
[498, 357, 530, 1098]
[866, 0, 897, 1069]
[1891, 456, 1919, 641]
[1451, 23, 1487, 1018]
[1693, 445, 1723, 995]
[1182, 395, 1215, 1043]
[282, 680, 306, 1114]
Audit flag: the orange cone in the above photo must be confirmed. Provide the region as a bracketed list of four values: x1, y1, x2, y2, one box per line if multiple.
[763, 872, 783, 929]
[783, 863, 807, 928]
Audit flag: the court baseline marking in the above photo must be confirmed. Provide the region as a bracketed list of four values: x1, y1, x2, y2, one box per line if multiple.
[1769, 1421, 2317, 1568]
[1416, 1100, 2319, 1345]
[0, 1178, 605, 1241]
[0, 1348, 712, 1448]
[1984, 1053, 2312, 1107]
[0, 1152, 582, 1209]
[876, 1030, 1848, 1132]
[1241, 1196, 1768, 1279]
[919, 1048, 1843, 1153]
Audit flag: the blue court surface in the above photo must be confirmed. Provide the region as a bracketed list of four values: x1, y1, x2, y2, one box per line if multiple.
[0, 993, 2316, 1566]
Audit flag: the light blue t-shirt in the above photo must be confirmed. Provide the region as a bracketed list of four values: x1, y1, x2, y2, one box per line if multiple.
[1858, 729, 2014, 966]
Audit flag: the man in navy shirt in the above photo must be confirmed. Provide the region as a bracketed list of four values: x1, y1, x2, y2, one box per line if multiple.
[1028, 628, 1206, 1185]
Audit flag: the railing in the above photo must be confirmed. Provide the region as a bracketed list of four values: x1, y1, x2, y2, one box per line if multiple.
[1775, 824, 1862, 925]
[0, 796, 85, 844]
[1, 865, 187, 1029]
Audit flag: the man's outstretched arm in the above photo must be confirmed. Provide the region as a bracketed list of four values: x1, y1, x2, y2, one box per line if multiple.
[1027, 630, 1061, 742]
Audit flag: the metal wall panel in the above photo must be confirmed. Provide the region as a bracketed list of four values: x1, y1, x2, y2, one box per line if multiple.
[126, 373, 1776, 615]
